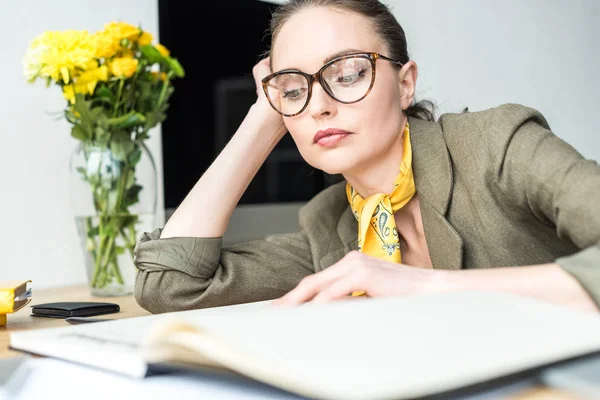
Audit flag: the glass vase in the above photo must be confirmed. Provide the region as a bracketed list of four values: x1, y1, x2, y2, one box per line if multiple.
[69, 140, 157, 296]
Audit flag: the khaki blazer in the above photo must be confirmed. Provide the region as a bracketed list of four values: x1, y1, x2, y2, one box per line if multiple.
[133, 104, 600, 313]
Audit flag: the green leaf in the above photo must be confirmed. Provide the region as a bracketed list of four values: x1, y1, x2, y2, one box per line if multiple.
[165, 56, 185, 77]
[107, 188, 120, 215]
[115, 246, 125, 256]
[144, 110, 166, 131]
[104, 222, 117, 237]
[125, 169, 136, 189]
[95, 86, 116, 101]
[90, 85, 116, 109]
[90, 113, 111, 143]
[71, 124, 88, 141]
[119, 215, 139, 228]
[65, 109, 78, 124]
[110, 133, 134, 162]
[97, 114, 110, 134]
[86, 225, 99, 238]
[76, 166, 87, 179]
[136, 131, 150, 141]
[123, 184, 143, 208]
[128, 148, 142, 166]
[94, 126, 110, 144]
[133, 80, 156, 114]
[139, 45, 164, 64]
[73, 94, 103, 137]
[108, 112, 146, 129]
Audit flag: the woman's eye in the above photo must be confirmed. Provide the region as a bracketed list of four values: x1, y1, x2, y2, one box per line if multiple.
[336, 69, 366, 84]
[283, 88, 305, 100]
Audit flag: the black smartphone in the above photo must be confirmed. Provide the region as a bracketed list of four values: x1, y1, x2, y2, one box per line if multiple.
[30, 302, 120, 318]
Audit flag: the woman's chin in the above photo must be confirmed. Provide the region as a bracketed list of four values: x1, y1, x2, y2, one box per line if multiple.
[309, 155, 362, 176]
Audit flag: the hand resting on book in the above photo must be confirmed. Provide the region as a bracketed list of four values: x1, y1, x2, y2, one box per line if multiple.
[272, 250, 594, 313]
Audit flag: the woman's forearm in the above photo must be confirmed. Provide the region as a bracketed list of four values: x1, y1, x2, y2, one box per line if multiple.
[441, 264, 599, 313]
[160, 101, 287, 239]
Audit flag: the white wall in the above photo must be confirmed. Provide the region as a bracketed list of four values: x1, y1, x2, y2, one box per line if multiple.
[0, 0, 164, 289]
[1, 0, 598, 290]
[262, 0, 600, 161]
[392, 0, 599, 161]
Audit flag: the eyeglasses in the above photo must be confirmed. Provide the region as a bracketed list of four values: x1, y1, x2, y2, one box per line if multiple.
[261, 52, 403, 117]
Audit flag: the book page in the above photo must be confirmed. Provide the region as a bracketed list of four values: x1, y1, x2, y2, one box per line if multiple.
[142, 291, 600, 400]
[9, 300, 272, 377]
[16, 357, 306, 400]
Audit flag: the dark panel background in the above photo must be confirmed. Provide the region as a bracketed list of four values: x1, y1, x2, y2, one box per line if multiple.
[158, 0, 341, 210]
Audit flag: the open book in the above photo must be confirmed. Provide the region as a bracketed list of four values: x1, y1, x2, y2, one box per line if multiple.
[9, 290, 600, 400]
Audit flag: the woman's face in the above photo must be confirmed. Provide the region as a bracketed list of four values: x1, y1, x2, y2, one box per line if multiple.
[271, 7, 407, 175]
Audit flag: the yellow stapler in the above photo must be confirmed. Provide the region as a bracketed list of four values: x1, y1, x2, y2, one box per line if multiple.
[0, 281, 32, 326]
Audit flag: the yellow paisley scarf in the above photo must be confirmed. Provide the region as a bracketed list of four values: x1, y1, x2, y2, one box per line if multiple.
[345, 122, 416, 295]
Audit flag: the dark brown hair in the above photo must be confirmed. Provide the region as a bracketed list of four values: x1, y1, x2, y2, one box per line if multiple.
[268, 0, 436, 121]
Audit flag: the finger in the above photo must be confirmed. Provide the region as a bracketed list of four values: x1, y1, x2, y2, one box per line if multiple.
[273, 270, 343, 306]
[273, 254, 360, 306]
[253, 57, 272, 97]
[310, 274, 367, 304]
[259, 56, 270, 66]
[253, 57, 272, 79]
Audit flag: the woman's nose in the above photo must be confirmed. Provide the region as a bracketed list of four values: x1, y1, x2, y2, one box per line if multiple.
[308, 81, 337, 119]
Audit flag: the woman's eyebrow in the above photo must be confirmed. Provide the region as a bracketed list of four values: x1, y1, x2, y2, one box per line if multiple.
[323, 48, 364, 63]
[275, 48, 365, 72]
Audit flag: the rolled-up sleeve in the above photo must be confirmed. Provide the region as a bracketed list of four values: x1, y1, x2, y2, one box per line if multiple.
[495, 108, 600, 306]
[133, 228, 314, 314]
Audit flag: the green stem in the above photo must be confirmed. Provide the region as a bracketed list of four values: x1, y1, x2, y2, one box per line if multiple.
[113, 79, 125, 117]
[85, 141, 141, 291]
[86, 217, 98, 256]
[114, 166, 129, 212]
[111, 259, 124, 285]
[97, 268, 107, 289]
[101, 234, 115, 269]
[128, 66, 142, 112]
[96, 165, 130, 289]
[156, 72, 173, 108]
[120, 226, 136, 260]
[85, 144, 105, 289]
[91, 233, 108, 287]
[128, 222, 137, 259]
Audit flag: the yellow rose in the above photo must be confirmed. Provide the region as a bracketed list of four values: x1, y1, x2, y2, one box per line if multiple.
[110, 57, 138, 78]
[96, 21, 150, 57]
[62, 65, 109, 104]
[63, 85, 76, 104]
[139, 31, 153, 46]
[94, 65, 109, 81]
[94, 31, 119, 59]
[155, 43, 170, 57]
[77, 65, 109, 94]
[120, 48, 134, 58]
[103, 21, 141, 42]
[101, 21, 153, 47]
[150, 71, 168, 81]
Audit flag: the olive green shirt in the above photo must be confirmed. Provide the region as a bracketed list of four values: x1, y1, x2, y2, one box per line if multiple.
[133, 103, 600, 314]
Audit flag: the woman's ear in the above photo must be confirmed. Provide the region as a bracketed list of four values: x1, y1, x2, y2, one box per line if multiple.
[398, 61, 418, 111]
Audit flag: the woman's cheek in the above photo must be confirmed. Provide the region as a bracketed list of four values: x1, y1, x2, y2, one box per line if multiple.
[286, 130, 315, 163]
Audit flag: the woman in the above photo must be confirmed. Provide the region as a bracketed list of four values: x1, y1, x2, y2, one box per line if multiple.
[133, 0, 600, 314]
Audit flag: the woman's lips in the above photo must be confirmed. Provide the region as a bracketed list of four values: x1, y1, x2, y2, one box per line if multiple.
[313, 128, 353, 147]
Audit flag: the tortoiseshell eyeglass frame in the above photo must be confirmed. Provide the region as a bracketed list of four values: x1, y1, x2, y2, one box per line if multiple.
[261, 52, 404, 117]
